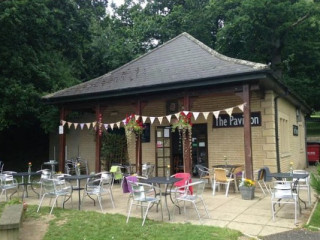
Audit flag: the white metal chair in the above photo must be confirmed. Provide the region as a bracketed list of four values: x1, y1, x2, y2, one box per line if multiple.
[212, 168, 234, 197]
[141, 163, 155, 178]
[0, 173, 18, 201]
[173, 181, 210, 221]
[126, 181, 163, 226]
[271, 180, 299, 225]
[37, 178, 72, 214]
[81, 172, 115, 211]
[293, 169, 311, 206]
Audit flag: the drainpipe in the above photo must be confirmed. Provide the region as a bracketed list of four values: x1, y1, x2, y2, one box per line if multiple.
[274, 96, 281, 173]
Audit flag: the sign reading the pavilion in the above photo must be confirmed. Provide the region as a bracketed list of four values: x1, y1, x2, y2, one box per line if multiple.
[213, 112, 261, 128]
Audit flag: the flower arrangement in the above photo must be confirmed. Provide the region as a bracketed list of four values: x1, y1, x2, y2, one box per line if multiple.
[171, 112, 193, 132]
[239, 178, 255, 188]
[124, 114, 144, 135]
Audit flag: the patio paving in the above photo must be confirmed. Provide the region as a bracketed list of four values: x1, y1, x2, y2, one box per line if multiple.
[20, 165, 319, 239]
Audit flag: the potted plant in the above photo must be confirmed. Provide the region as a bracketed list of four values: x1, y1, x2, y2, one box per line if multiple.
[239, 178, 255, 200]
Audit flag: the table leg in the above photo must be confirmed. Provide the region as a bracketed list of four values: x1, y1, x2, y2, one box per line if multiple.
[78, 179, 81, 210]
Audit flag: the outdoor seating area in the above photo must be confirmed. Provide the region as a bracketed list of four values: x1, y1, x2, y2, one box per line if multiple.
[0, 164, 317, 238]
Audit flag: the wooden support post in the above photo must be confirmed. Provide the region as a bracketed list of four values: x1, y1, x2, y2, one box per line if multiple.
[59, 107, 66, 173]
[243, 84, 253, 180]
[183, 95, 192, 174]
[135, 100, 143, 175]
[95, 105, 102, 173]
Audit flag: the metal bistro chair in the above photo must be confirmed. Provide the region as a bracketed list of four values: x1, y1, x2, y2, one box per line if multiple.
[211, 168, 234, 197]
[141, 163, 155, 179]
[173, 181, 210, 221]
[37, 178, 72, 214]
[126, 181, 163, 226]
[293, 169, 311, 207]
[82, 172, 115, 211]
[0, 173, 18, 201]
[34, 169, 52, 198]
[271, 180, 299, 225]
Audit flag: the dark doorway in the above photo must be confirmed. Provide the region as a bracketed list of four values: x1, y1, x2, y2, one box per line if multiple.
[192, 124, 208, 175]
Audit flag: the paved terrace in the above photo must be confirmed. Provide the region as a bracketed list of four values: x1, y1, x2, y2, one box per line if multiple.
[20, 166, 317, 238]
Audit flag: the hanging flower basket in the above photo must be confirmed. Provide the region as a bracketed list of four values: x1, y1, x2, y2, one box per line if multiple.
[171, 112, 193, 133]
[124, 114, 144, 136]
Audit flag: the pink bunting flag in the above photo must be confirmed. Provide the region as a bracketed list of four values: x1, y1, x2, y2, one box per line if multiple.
[103, 124, 108, 130]
[80, 123, 85, 129]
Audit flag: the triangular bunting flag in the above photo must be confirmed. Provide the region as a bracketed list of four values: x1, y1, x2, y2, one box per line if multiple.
[67, 122, 72, 128]
[103, 124, 108, 130]
[135, 115, 140, 121]
[150, 117, 155, 124]
[74, 123, 78, 129]
[110, 123, 114, 130]
[158, 116, 163, 124]
[225, 107, 234, 117]
[61, 120, 66, 126]
[193, 112, 200, 121]
[183, 111, 189, 115]
[142, 116, 148, 123]
[80, 123, 85, 130]
[213, 111, 220, 119]
[175, 112, 180, 119]
[86, 123, 91, 129]
[166, 114, 172, 123]
[116, 122, 121, 128]
[203, 112, 210, 120]
[238, 103, 245, 112]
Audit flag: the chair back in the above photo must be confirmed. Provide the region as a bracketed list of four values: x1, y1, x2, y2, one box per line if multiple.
[193, 181, 206, 197]
[272, 180, 296, 198]
[41, 178, 56, 194]
[101, 172, 114, 187]
[293, 169, 309, 184]
[214, 168, 228, 182]
[232, 166, 243, 176]
[40, 169, 52, 180]
[110, 165, 123, 180]
[173, 173, 191, 187]
[142, 163, 155, 178]
[130, 182, 148, 201]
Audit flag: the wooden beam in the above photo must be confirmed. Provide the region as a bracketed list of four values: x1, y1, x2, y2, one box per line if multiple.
[242, 84, 253, 180]
[135, 100, 143, 175]
[95, 104, 102, 172]
[183, 95, 192, 174]
[59, 107, 66, 172]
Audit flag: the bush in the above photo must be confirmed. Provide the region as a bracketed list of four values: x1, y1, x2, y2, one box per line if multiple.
[310, 165, 320, 196]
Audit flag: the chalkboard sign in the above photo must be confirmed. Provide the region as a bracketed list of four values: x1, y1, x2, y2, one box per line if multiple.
[213, 112, 261, 128]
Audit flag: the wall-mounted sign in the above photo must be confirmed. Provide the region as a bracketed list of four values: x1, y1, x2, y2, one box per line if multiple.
[213, 112, 261, 128]
[293, 125, 299, 136]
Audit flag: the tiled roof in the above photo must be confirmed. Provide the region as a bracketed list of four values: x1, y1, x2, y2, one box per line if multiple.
[43, 32, 268, 101]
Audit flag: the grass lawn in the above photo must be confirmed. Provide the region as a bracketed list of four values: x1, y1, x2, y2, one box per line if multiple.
[306, 201, 320, 230]
[19, 205, 242, 240]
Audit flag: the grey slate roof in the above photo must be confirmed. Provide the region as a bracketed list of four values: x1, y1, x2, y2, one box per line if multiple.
[43, 32, 269, 102]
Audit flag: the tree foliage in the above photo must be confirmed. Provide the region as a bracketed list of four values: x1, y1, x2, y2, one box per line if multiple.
[1, 0, 320, 136]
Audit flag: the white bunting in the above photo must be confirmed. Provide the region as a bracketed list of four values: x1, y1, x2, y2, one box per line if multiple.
[183, 111, 189, 115]
[110, 123, 114, 130]
[142, 116, 148, 123]
[150, 117, 155, 124]
[67, 122, 72, 128]
[238, 103, 245, 112]
[61, 120, 66, 126]
[166, 114, 172, 123]
[213, 111, 220, 119]
[135, 115, 140, 120]
[103, 124, 108, 130]
[92, 121, 97, 128]
[86, 123, 91, 129]
[175, 112, 180, 119]
[158, 116, 163, 124]
[193, 112, 200, 121]
[74, 123, 78, 129]
[116, 121, 121, 128]
[80, 123, 85, 130]
[225, 107, 234, 117]
[203, 112, 210, 120]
